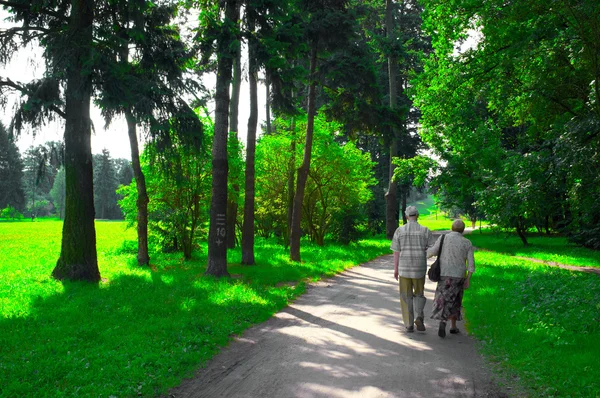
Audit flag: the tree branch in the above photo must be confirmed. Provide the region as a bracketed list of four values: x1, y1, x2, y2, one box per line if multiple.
[0, 77, 66, 119]
[0, 1, 68, 22]
[0, 26, 52, 35]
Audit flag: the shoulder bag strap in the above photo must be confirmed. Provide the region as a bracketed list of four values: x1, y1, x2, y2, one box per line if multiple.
[438, 234, 445, 256]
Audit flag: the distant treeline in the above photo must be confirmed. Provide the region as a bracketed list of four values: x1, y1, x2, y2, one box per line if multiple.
[0, 125, 132, 220]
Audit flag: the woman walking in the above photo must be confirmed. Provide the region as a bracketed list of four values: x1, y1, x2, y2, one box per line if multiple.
[427, 219, 475, 338]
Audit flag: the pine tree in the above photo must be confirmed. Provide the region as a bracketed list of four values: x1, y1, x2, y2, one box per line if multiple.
[93, 149, 119, 219]
[0, 123, 25, 211]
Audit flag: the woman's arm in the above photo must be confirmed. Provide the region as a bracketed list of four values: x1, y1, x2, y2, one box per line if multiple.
[426, 235, 441, 258]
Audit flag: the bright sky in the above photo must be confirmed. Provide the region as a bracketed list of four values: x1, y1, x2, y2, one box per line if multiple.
[1, 10, 266, 161]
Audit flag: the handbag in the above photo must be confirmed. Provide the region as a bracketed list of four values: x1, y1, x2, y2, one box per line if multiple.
[427, 234, 445, 282]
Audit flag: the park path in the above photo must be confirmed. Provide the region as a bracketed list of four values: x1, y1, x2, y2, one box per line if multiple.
[168, 252, 508, 398]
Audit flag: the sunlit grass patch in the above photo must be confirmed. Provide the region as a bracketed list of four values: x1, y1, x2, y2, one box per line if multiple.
[0, 220, 391, 397]
[418, 214, 457, 231]
[465, 250, 600, 397]
[467, 230, 600, 268]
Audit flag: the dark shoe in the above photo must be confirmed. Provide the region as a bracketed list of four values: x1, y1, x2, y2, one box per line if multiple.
[405, 326, 415, 333]
[450, 328, 460, 334]
[414, 317, 426, 332]
[438, 321, 446, 338]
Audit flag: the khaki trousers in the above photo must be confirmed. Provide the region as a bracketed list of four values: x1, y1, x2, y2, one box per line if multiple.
[398, 276, 426, 328]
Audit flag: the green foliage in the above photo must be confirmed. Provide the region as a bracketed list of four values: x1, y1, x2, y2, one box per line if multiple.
[93, 149, 121, 220]
[255, 113, 376, 244]
[0, 220, 391, 397]
[465, 250, 600, 397]
[21, 144, 60, 217]
[253, 123, 291, 239]
[119, 121, 213, 259]
[416, 0, 600, 246]
[392, 155, 436, 187]
[0, 205, 24, 220]
[0, 123, 25, 211]
[49, 167, 66, 219]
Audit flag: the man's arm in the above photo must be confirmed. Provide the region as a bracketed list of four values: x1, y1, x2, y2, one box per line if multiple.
[393, 251, 400, 281]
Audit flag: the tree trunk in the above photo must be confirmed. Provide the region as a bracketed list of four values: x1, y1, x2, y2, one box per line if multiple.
[265, 72, 272, 134]
[227, 39, 242, 249]
[516, 218, 529, 246]
[286, 116, 296, 248]
[384, 0, 399, 239]
[241, 11, 258, 265]
[125, 111, 150, 266]
[52, 0, 99, 282]
[229, 45, 242, 135]
[401, 188, 407, 224]
[290, 40, 318, 262]
[206, 0, 239, 277]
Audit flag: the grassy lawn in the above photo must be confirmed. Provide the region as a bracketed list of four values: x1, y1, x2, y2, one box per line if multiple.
[467, 231, 600, 268]
[464, 250, 600, 397]
[406, 195, 478, 231]
[0, 220, 391, 397]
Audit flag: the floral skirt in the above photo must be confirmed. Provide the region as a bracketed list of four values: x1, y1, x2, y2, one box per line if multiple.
[430, 277, 465, 321]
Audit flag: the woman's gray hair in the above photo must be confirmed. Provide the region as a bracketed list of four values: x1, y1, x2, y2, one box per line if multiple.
[452, 219, 466, 233]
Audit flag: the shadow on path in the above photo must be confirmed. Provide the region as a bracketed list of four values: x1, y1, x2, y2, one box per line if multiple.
[169, 255, 509, 398]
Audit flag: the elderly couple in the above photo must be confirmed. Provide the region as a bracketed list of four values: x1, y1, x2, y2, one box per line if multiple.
[391, 206, 475, 337]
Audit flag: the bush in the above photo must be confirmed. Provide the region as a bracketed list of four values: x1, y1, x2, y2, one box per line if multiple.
[329, 208, 368, 245]
[0, 206, 24, 220]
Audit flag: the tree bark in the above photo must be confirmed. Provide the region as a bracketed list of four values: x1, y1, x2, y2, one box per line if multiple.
[206, 0, 239, 277]
[286, 116, 296, 248]
[290, 40, 318, 262]
[516, 217, 529, 246]
[229, 45, 242, 135]
[400, 188, 407, 224]
[265, 72, 272, 134]
[227, 39, 242, 249]
[385, 0, 399, 239]
[52, 0, 100, 282]
[241, 10, 258, 265]
[516, 226, 529, 246]
[125, 111, 150, 266]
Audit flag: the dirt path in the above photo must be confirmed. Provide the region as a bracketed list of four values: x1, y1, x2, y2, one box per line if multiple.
[168, 255, 508, 398]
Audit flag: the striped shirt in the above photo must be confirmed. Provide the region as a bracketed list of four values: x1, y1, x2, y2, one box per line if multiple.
[390, 221, 432, 278]
[427, 232, 475, 278]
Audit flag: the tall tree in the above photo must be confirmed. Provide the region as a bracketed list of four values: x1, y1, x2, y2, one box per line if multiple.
[95, 0, 202, 266]
[2, 0, 200, 278]
[0, 123, 25, 211]
[241, 2, 258, 265]
[22, 146, 43, 215]
[384, 0, 400, 238]
[227, 21, 242, 249]
[289, 38, 317, 262]
[1, 0, 99, 281]
[114, 158, 133, 187]
[50, 166, 66, 219]
[93, 149, 119, 219]
[289, 0, 379, 261]
[204, 0, 240, 277]
[52, 0, 99, 281]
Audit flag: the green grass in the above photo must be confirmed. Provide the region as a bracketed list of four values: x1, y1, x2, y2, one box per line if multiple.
[406, 196, 464, 231]
[417, 213, 457, 231]
[467, 230, 600, 268]
[464, 251, 600, 397]
[0, 220, 391, 397]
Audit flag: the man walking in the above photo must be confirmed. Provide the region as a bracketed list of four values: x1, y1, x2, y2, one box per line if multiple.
[391, 206, 432, 333]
